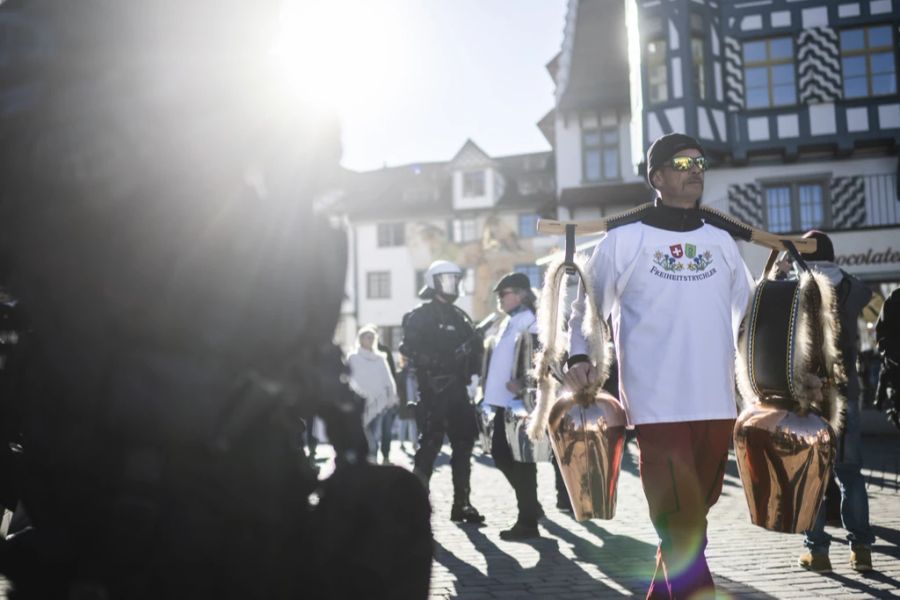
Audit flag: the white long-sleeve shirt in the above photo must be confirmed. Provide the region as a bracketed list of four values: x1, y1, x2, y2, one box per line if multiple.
[484, 308, 537, 408]
[569, 221, 753, 425]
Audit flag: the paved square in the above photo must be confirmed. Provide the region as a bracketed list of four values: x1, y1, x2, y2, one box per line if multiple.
[412, 433, 900, 599]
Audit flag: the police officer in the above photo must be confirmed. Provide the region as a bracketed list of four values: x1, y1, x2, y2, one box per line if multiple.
[484, 272, 543, 540]
[400, 260, 485, 523]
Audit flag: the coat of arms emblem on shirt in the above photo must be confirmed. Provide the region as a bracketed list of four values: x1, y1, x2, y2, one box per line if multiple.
[653, 243, 714, 273]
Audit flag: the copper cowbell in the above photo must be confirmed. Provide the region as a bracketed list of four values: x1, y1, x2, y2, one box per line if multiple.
[547, 390, 626, 521]
[733, 262, 842, 533]
[733, 402, 835, 532]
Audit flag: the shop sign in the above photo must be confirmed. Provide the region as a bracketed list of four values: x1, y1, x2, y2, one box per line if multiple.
[831, 229, 900, 277]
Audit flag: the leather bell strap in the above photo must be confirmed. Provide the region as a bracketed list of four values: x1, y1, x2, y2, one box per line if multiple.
[564, 223, 576, 275]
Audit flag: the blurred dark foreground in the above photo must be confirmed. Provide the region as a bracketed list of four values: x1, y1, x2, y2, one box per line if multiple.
[0, 2, 431, 598]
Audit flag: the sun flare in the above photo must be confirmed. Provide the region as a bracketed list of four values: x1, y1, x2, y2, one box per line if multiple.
[271, 0, 410, 117]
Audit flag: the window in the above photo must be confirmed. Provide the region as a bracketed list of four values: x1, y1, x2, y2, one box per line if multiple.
[797, 185, 825, 231]
[691, 37, 706, 100]
[518, 213, 539, 238]
[462, 171, 486, 197]
[376, 222, 405, 247]
[450, 218, 479, 243]
[841, 26, 896, 98]
[583, 126, 619, 182]
[366, 271, 391, 299]
[647, 39, 668, 103]
[766, 186, 792, 233]
[514, 264, 544, 290]
[743, 37, 796, 109]
[763, 181, 827, 233]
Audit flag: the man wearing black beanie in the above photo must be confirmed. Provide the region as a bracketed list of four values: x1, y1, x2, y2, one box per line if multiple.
[562, 133, 753, 599]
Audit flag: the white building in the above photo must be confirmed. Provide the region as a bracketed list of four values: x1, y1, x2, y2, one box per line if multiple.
[336, 140, 558, 353]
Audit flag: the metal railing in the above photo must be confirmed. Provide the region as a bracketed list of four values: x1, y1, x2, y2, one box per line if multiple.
[858, 172, 900, 229]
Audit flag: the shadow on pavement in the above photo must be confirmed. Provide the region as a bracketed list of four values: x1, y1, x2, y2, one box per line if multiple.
[472, 451, 494, 468]
[434, 523, 623, 598]
[817, 570, 900, 600]
[711, 577, 781, 599]
[864, 472, 900, 492]
[872, 524, 900, 548]
[545, 518, 780, 599]
[540, 516, 655, 595]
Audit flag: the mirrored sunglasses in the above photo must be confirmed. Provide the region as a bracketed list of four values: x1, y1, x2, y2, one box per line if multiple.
[668, 156, 708, 172]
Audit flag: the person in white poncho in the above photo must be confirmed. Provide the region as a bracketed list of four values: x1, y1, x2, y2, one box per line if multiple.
[347, 325, 398, 463]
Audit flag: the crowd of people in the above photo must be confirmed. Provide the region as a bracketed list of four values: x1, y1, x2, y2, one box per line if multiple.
[339, 133, 898, 600]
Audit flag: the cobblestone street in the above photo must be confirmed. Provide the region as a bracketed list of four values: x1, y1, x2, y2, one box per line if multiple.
[404, 431, 900, 599]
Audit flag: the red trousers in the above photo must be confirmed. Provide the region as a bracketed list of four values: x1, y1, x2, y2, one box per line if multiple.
[635, 419, 734, 600]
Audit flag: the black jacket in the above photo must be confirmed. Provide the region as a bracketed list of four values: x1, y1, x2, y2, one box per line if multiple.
[400, 299, 482, 379]
[877, 288, 900, 364]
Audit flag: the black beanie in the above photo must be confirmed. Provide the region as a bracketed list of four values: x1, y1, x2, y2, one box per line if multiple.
[493, 272, 531, 292]
[801, 230, 835, 262]
[646, 133, 705, 186]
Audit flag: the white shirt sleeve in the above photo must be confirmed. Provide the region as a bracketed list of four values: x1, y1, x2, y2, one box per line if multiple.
[568, 233, 617, 359]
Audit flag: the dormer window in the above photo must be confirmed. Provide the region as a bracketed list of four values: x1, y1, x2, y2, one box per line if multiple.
[463, 171, 486, 197]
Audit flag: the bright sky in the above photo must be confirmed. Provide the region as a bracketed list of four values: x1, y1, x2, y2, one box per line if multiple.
[278, 0, 568, 172]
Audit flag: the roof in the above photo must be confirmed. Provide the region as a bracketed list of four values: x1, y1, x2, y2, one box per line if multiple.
[449, 139, 497, 169]
[545, 52, 561, 85]
[336, 162, 451, 219]
[555, 0, 630, 112]
[336, 145, 556, 220]
[537, 109, 555, 146]
[559, 181, 652, 208]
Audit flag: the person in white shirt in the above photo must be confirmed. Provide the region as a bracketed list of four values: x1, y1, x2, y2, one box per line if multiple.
[562, 133, 753, 600]
[484, 272, 542, 540]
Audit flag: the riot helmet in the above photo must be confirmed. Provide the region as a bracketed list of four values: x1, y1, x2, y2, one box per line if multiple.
[419, 260, 463, 301]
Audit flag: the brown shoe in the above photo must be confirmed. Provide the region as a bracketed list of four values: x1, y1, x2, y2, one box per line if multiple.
[798, 551, 832, 572]
[850, 547, 873, 572]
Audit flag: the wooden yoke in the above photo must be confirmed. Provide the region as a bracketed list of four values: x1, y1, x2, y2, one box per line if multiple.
[536, 202, 818, 254]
